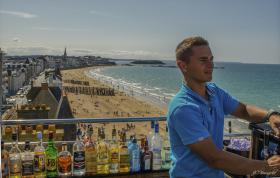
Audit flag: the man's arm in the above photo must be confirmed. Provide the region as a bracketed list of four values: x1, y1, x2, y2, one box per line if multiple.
[188, 137, 280, 175]
[231, 102, 267, 123]
[231, 102, 280, 136]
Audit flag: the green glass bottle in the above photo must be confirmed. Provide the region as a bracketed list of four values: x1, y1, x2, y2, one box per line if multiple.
[45, 131, 58, 178]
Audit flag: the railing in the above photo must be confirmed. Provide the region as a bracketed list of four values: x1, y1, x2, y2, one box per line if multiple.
[0, 116, 166, 125]
[0, 116, 251, 141]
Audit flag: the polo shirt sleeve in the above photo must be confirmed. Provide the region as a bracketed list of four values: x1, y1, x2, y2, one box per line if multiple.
[170, 105, 210, 145]
[217, 87, 239, 115]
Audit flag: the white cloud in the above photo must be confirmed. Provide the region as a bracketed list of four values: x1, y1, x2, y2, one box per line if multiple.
[12, 37, 21, 43]
[0, 10, 37, 18]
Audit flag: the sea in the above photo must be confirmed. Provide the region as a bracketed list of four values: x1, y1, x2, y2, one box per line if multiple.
[88, 60, 280, 133]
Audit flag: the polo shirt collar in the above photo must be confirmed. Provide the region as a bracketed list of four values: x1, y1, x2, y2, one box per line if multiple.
[182, 82, 215, 105]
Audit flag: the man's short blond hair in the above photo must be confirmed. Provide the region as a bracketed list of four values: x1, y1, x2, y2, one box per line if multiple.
[176, 36, 209, 63]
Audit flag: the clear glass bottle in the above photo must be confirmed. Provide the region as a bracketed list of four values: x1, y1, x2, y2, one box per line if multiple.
[147, 121, 155, 150]
[58, 143, 72, 176]
[9, 132, 22, 178]
[128, 137, 141, 172]
[151, 121, 162, 170]
[161, 126, 171, 169]
[119, 131, 130, 173]
[96, 127, 110, 174]
[1, 141, 9, 178]
[34, 131, 46, 178]
[85, 125, 97, 174]
[73, 128, 86, 176]
[45, 131, 58, 178]
[141, 137, 152, 171]
[109, 125, 119, 174]
[21, 141, 34, 178]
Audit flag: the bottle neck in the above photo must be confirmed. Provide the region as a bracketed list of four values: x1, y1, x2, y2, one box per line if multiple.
[48, 138, 54, 147]
[40, 138, 43, 147]
[62, 145, 67, 151]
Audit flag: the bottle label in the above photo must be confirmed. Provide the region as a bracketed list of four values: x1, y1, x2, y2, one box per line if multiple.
[165, 151, 171, 162]
[58, 155, 72, 173]
[85, 151, 96, 172]
[110, 152, 119, 162]
[9, 159, 21, 174]
[144, 157, 151, 170]
[46, 157, 57, 171]
[98, 149, 109, 160]
[22, 160, 34, 175]
[152, 149, 161, 169]
[120, 154, 129, 164]
[34, 153, 46, 172]
[74, 151, 85, 170]
[85, 150, 96, 162]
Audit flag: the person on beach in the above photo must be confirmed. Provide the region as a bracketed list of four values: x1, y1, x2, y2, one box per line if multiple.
[167, 36, 280, 178]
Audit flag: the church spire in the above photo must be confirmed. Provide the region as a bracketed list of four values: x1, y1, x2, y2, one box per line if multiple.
[63, 47, 67, 59]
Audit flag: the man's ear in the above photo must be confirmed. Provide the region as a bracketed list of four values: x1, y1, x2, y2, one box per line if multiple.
[177, 60, 187, 72]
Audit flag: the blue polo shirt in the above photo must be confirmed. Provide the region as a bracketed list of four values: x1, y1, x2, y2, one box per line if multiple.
[167, 83, 239, 178]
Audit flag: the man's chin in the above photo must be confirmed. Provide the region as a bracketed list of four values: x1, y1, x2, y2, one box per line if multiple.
[206, 77, 212, 82]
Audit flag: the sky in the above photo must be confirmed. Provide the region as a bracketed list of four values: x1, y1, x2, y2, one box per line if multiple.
[0, 0, 279, 64]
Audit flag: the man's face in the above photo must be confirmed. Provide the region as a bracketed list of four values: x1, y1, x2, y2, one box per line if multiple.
[185, 45, 214, 83]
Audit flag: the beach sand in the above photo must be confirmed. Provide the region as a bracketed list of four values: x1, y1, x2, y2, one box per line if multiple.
[61, 67, 168, 140]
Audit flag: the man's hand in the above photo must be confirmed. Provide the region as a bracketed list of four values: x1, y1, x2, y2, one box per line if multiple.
[266, 155, 280, 176]
[269, 114, 280, 137]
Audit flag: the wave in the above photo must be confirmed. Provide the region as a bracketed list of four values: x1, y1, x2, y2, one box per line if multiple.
[87, 68, 173, 107]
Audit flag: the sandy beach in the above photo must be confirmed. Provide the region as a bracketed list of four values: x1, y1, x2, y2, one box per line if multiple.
[61, 66, 168, 140]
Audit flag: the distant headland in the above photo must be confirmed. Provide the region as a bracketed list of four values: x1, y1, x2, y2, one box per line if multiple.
[130, 60, 165, 65]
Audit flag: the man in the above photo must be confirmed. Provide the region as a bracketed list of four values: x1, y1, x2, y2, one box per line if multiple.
[167, 36, 280, 178]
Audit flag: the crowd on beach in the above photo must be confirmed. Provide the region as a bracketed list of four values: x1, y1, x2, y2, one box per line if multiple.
[61, 67, 167, 139]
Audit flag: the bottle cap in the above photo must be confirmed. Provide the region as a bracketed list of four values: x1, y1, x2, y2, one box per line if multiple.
[151, 121, 155, 128]
[37, 131, 43, 140]
[155, 123, 159, 133]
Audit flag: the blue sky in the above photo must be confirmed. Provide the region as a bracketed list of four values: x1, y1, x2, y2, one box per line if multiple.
[0, 0, 279, 64]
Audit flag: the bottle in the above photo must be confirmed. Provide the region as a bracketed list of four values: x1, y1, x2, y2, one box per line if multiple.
[151, 121, 162, 170]
[21, 141, 34, 178]
[45, 131, 58, 178]
[1, 141, 9, 178]
[85, 125, 97, 174]
[261, 130, 270, 159]
[9, 132, 22, 178]
[34, 132, 46, 178]
[73, 128, 86, 176]
[141, 137, 152, 171]
[96, 127, 110, 174]
[147, 121, 155, 150]
[128, 137, 141, 172]
[109, 125, 119, 173]
[140, 137, 145, 154]
[161, 126, 171, 169]
[58, 143, 72, 176]
[119, 131, 130, 173]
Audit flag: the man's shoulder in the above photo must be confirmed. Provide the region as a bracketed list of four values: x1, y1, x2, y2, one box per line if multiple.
[168, 93, 200, 117]
[206, 82, 226, 96]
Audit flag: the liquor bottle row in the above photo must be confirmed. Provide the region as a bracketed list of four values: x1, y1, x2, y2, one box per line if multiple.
[1, 121, 171, 178]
